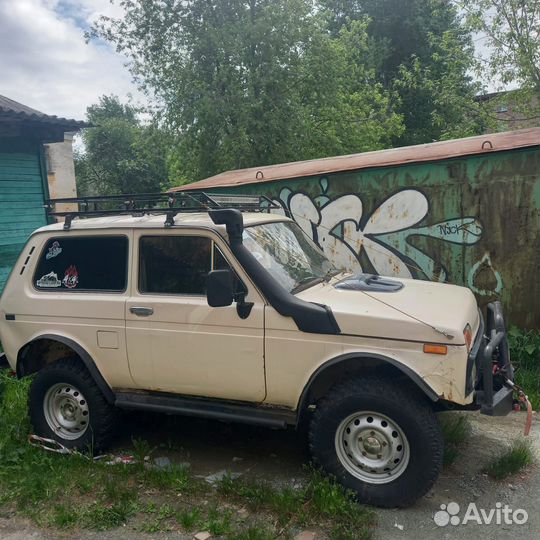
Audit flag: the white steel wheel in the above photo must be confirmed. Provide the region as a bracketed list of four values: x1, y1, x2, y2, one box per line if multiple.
[43, 383, 90, 440]
[335, 411, 410, 484]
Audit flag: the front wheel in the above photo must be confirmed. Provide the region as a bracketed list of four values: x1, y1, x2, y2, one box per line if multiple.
[309, 376, 443, 507]
[29, 357, 118, 452]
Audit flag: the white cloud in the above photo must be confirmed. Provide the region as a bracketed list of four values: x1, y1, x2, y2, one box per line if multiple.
[0, 0, 144, 121]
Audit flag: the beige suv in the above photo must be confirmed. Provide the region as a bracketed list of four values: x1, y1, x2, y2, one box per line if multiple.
[0, 193, 515, 507]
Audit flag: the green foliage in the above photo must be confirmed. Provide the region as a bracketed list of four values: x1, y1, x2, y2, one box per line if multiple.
[140, 463, 193, 491]
[439, 413, 472, 466]
[485, 439, 535, 480]
[440, 414, 472, 446]
[0, 371, 375, 538]
[218, 468, 376, 540]
[321, 0, 482, 146]
[234, 524, 277, 540]
[507, 326, 540, 410]
[75, 95, 171, 195]
[177, 507, 203, 530]
[90, 1, 403, 181]
[460, 0, 540, 92]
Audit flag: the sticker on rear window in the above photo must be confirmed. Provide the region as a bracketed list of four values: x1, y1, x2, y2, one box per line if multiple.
[45, 241, 62, 260]
[62, 265, 79, 289]
[37, 272, 61, 288]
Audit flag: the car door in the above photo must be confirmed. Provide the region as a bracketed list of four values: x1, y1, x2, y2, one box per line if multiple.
[125, 228, 266, 402]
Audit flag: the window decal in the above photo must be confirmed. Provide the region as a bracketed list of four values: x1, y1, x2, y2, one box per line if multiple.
[45, 241, 62, 260]
[34, 236, 127, 292]
[62, 265, 79, 289]
[36, 272, 61, 288]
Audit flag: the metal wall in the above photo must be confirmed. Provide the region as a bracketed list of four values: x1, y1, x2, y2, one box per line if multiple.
[0, 139, 48, 292]
[211, 147, 540, 329]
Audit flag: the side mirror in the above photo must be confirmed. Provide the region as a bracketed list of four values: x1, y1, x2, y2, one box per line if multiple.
[206, 269, 234, 307]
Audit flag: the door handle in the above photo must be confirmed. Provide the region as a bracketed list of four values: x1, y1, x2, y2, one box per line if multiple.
[130, 306, 154, 317]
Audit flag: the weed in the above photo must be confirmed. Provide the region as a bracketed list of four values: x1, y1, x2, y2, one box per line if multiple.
[138, 509, 174, 535]
[507, 326, 539, 410]
[49, 504, 78, 528]
[234, 523, 276, 539]
[138, 520, 164, 534]
[177, 507, 203, 530]
[144, 501, 158, 514]
[157, 504, 176, 519]
[101, 474, 136, 505]
[0, 371, 376, 539]
[486, 439, 535, 480]
[81, 501, 137, 530]
[218, 469, 375, 540]
[131, 437, 156, 463]
[440, 414, 471, 445]
[139, 462, 194, 491]
[439, 413, 472, 466]
[204, 506, 233, 536]
[306, 470, 375, 540]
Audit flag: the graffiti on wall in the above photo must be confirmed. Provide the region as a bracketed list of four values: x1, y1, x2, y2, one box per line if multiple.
[264, 177, 485, 283]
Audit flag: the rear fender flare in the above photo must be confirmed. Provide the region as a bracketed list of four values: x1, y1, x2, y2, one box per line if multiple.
[17, 334, 115, 404]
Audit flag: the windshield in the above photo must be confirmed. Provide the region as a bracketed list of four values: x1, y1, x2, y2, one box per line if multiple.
[243, 220, 338, 293]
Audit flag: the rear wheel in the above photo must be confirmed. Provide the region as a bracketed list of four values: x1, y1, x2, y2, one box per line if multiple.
[309, 376, 443, 507]
[29, 357, 118, 452]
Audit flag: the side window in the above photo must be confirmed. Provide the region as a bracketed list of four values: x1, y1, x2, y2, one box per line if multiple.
[139, 236, 211, 295]
[34, 236, 128, 292]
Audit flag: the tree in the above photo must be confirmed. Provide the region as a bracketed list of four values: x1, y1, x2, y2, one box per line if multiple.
[75, 95, 170, 195]
[89, 0, 403, 181]
[460, 0, 540, 92]
[321, 0, 483, 145]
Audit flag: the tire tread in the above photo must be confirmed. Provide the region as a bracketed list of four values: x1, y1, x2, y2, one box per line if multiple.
[29, 357, 118, 452]
[308, 376, 443, 507]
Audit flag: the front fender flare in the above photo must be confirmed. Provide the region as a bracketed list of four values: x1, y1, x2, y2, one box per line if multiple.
[297, 352, 439, 417]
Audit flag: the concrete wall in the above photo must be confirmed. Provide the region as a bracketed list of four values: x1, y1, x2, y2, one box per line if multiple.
[208, 147, 540, 329]
[44, 133, 77, 214]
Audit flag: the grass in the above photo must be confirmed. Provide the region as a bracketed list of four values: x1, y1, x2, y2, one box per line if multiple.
[439, 413, 472, 467]
[485, 440, 535, 480]
[217, 471, 375, 540]
[507, 326, 539, 410]
[0, 369, 376, 539]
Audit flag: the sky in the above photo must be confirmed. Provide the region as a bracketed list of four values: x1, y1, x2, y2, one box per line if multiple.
[0, 0, 143, 121]
[0, 0, 499, 123]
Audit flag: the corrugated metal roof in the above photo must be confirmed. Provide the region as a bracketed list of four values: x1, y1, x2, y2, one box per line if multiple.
[0, 94, 90, 129]
[171, 127, 540, 192]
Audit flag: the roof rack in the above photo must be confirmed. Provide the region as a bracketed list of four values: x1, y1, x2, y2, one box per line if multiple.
[44, 191, 279, 230]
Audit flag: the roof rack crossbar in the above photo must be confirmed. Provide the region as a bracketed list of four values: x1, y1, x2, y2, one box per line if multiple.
[45, 191, 279, 230]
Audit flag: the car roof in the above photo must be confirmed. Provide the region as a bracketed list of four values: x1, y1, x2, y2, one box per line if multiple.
[33, 211, 290, 235]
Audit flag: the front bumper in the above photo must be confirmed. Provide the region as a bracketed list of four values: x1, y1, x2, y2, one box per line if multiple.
[472, 301, 515, 416]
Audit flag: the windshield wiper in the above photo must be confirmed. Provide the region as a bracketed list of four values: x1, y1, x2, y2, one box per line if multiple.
[323, 269, 342, 282]
[291, 276, 324, 294]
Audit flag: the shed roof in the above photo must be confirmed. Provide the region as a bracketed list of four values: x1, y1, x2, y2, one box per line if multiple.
[0, 95, 89, 130]
[171, 127, 540, 192]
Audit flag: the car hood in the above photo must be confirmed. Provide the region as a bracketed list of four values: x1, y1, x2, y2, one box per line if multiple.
[296, 274, 480, 345]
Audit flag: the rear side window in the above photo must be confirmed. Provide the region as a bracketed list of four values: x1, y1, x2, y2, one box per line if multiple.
[34, 236, 128, 292]
[139, 236, 211, 295]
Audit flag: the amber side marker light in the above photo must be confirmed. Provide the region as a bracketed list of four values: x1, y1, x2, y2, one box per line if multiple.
[423, 344, 448, 355]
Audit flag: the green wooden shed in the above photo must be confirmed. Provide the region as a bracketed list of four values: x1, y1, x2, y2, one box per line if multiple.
[0, 95, 87, 291]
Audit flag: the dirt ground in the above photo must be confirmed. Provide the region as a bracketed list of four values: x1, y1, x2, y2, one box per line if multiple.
[0, 410, 538, 540]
